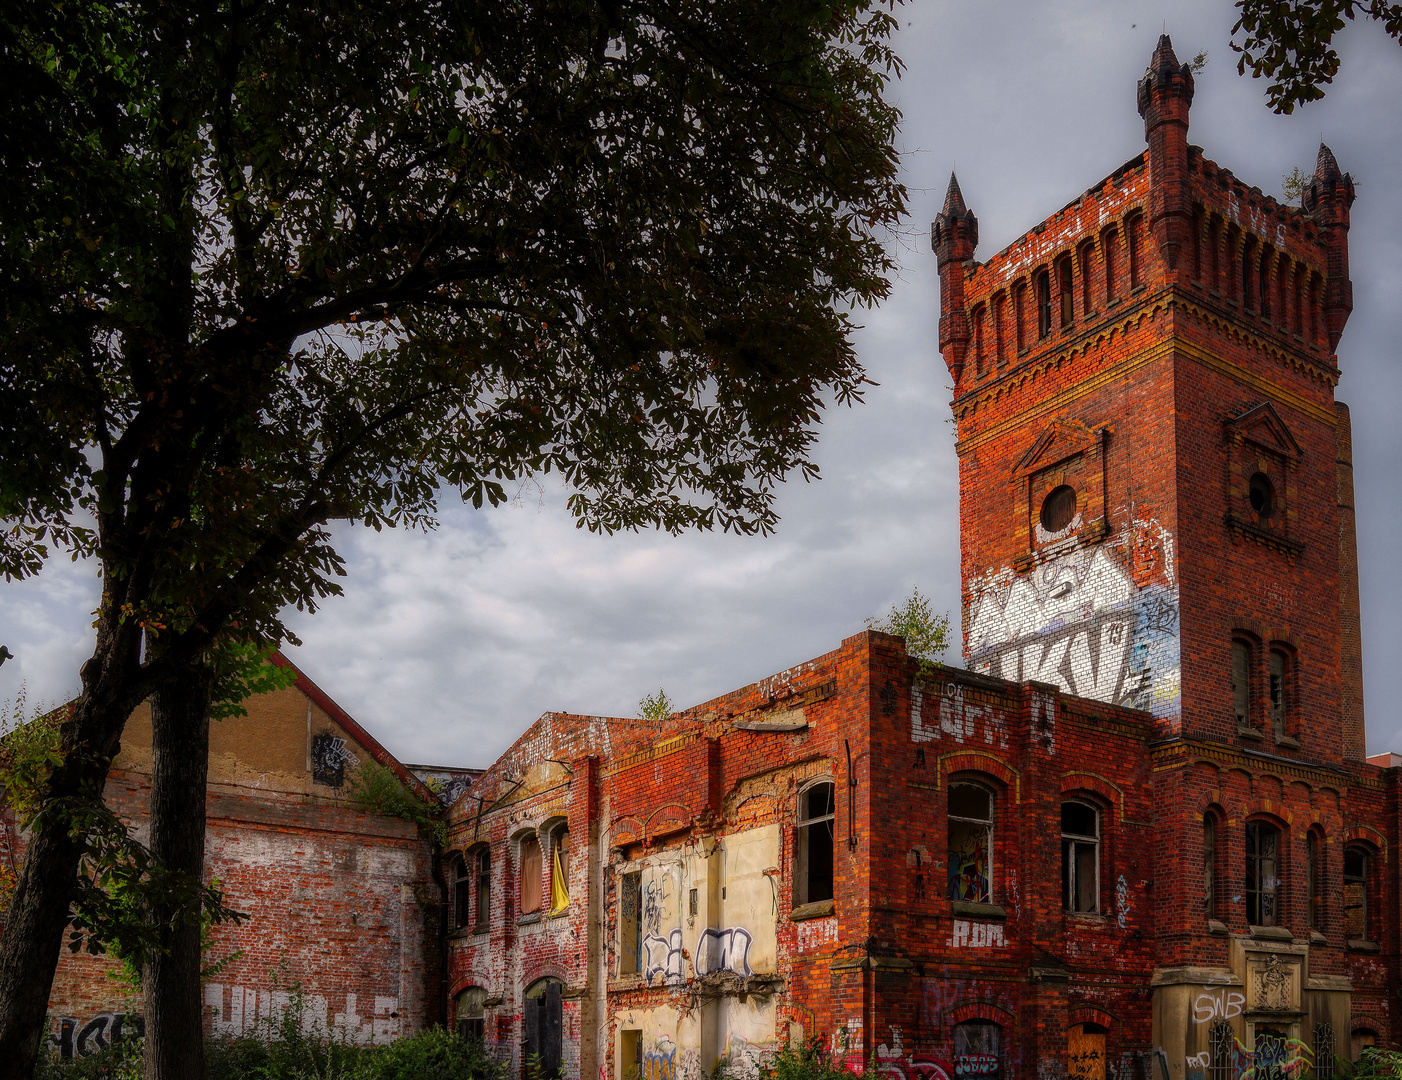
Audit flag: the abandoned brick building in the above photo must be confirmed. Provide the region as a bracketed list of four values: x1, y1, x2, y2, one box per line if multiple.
[22, 34, 1402, 1080]
[439, 37, 1402, 1080]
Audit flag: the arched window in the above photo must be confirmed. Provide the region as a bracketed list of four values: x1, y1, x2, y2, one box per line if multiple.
[1268, 649, 1290, 738]
[953, 1020, 1001, 1080]
[1104, 227, 1120, 302]
[1305, 830, 1322, 931]
[548, 825, 570, 916]
[1061, 801, 1099, 913]
[1203, 814, 1218, 920]
[1246, 820, 1282, 927]
[1276, 256, 1290, 328]
[972, 305, 986, 376]
[1241, 236, 1256, 310]
[1068, 1023, 1107, 1080]
[1080, 243, 1095, 315]
[1192, 208, 1205, 283]
[796, 781, 835, 906]
[1014, 281, 1027, 352]
[520, 833, 543, 915]
[993, 293, 1006, 363]
[947, 782, 994, 903]
[1209, 1020, 1233, 1080]
[1259, 248, 1273, 316]
[1352, 1029, 1378, 1059]
[453, 855, 472, 929]
[1127, 214, 1143, 290]
[455, 986, 487, 1043]
[1314, 1021, 1336, 1075]
[1057, 255, 1074, 328]
[1293, 269, 1304, 335]
[524, 977, 563, 1079]
[475, 846, 492, 932]
[1345, 844, 1371, 941]
[1036, 269, 1052, 338]
[1208, 219, 1222, 292]
[1308, 275, 1322, 342]
[1232, 640, 1254, 727]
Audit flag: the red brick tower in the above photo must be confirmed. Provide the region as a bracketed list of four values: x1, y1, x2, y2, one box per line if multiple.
[939, 36, 1373, 1058]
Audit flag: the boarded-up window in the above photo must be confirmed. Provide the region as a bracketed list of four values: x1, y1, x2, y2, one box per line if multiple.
[521, 835, 542, 915]
[524, 978, 562, 1079]
[953, 1021, 1000, 1080]
[1068, 1023, 1107, 1080]
[619, 871, 642, 975]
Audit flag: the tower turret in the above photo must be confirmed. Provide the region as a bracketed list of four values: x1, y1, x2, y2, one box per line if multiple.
[932, 172, 978, 386]
[1302, 143, 1356, 351]
[1137, 35, 1194, 272]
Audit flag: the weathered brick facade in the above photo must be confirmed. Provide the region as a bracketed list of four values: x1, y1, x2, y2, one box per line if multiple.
[19, 656, 443, 1059]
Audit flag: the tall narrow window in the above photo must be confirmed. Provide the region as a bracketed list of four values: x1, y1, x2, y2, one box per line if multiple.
[796, 781, 835, 906]
[1208, 219, 1222, 292]
[1345, 846, 1370, 941]
[1058, 256, 1074, 328]
[1061, 801, 1099, 913]
[1313, 1024, 1336, 1080]
[1226, 226, 1241, 300]
[1104, 229, 1119, 302]
[1306, 831, 1320, 931]
[972, 305, 986, 376]
[520, 834, 543, 915]
[1241, 237, 1255, 309]
[1203, 815, 1217, 920]
[523, 978, 563, 1079]
[1309, 276, 1322, 343]
[1080, 244, 1094, 314]
[1276, 256, 1289, 329]
[619, 871, 642, 974]
[1269, 650, 1289, 738]
[1036, 269, 1052, 339]
[993, 294, 1006, 363]
[1209, 1021, 1233, 1080]
[1259, 249, 1273, 316]
[948, 783, 994, 903]
[548, 826, 570, 915]
[1246, 820, 1281, 927]
[475, 847, 491, 932]
[1127, 215, 1143, 290]
[454, 855, 471, 928]
[1293, 270, 1304, 335]
[1232, 641, 1253, 727]
[1014, 282, 1027, 352]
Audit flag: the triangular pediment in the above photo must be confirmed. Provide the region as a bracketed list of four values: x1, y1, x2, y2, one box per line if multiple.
[1227, 402, 1302, 458]
[1014, 419, 1098, 478]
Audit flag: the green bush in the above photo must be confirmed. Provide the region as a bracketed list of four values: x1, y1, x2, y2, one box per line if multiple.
[714, 1037, 859, 1080]
[358, 1027, 506, 1080]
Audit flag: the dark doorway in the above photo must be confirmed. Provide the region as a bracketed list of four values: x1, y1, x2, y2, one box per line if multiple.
[523, 978, 563, 1079]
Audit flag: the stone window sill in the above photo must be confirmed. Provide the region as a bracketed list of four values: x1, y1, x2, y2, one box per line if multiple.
[1207, 919, 1229, 936]
[517, 912, 542, 926]
[789, 899, 835, 922]
[1309, 930, 1327, 945]
[1238, 725, 1265, 742]
[1347, 938, 1381, 953]
[951, 901, 1007, 921]
[1276, 734, 1301, 750]
[1248, 923, 1293, 941]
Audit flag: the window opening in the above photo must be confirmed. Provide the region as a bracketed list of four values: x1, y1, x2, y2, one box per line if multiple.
[1277, 258, 1289, 328]
[796, 781, 835, 906]
[1293, 271, 1304, 335]
[548, 827, 570, 915]
[1058, 256, 1074, 328]
[1068, 1023, 1107, 1080]
[947, 783, 993, 903]
[1014, 282, 1026, 352]
[523, 978, 563, 1079]
[1232, 641, 1253, 727]
[310, 732, 347, 788]
[1127, 215, 1143, 290]
[1203, 815, 1216, 920]
[1036, 270, 1052, 339]
[993, 294, 1006, 363]
[1269, 651, 1288, 737]
[1344, 846, 1369, 940]
[520, 834, 543, 915]
[1242, 239, 1255, 309]
[1192, 209, 1205, 282]
[1254, 1028, 1290, 1080]
[1352, 1030, 1378, 1059]
[1061, 801, 1099, 913]
[1209, 1020, 1234, 1080]
[973, 306, 986, 375]
[453, 855, 471, 929]
[619, 871, 642, 974]
[1314, 1022, 1335, 1080]
[1208, 220, 1221, 292]
[1306, 831, 1320, 931]
[1249, 473, 1274, 519]
[1309, 277, 1321, 342]
[1259, 249, 1273, 316]
[475, 847, 491, 932]
[1246, 820, 1281, 926]
[1040, 486, 1077, 535]
[953, 1020, 1001, 1080]
[1105, 229, 1120, 301]
[1080, 244, 1094, 314]
[455, 986, 487, 1044]
[619, 1030, 643, 1080]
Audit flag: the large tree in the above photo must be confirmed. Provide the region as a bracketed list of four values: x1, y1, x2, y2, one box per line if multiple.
[0, 0, 904, 1076]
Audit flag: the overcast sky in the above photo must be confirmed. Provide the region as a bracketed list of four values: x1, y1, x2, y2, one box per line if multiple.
[3, 0, 1400, 768]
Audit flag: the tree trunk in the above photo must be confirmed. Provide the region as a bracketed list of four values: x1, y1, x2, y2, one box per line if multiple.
[0, 627, 142, 1080]
[142, 664, 215, 1080]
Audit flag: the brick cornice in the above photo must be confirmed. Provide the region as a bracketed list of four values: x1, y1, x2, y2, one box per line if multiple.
[1149, 737, 1375, 790]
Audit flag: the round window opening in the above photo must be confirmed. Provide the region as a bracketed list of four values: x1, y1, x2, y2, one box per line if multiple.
[1249, 472, 1274, 518]
[1040, 485, 1078, 534]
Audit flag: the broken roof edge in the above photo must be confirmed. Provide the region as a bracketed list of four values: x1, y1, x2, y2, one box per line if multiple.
[269, 650, 437, 805]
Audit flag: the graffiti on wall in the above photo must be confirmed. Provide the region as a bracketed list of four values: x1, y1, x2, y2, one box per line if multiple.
[948, 920, 1006, 949]
[911, 683, 1009, 749]
[643, 929, 685, 986]
[965, 517, 1180, 724]
[46, 1013, 143, 1060]
[204, 985, 400, 1044]
[644, 1038, 678, 1080]
[1192, 990, 1245, 1024]
[695, 927, 753, 977]
[795, 915, 838, 953]
[1181, 1034, 1313, 1080]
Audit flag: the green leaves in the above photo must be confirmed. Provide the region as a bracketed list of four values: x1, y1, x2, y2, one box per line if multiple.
[866, 586, 951, 677]
[1232, 0, 1402, 113]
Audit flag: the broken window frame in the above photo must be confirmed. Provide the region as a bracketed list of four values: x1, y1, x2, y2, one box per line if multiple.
[1061, 800, 1100, 914]
[1245, 819, 1282, 927]
[1268, 648, 1289, 738]
[952, 1019, 1002, 1080]
[453, 854, 472, 929]
[474, 846, 491, 933]
[947, 780, 994, 904]
[455, 986, 487, 1044]
[1231, 639, 1254, 728]
[1344, 844, 1371, 941]
[795, 779, 835, 907]
[618, 870, 643, 976]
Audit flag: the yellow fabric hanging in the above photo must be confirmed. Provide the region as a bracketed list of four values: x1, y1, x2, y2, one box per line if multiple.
[548, 845, 570, 915]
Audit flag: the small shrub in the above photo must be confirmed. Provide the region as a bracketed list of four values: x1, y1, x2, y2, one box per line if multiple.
[358, 1028, 508, 1080]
